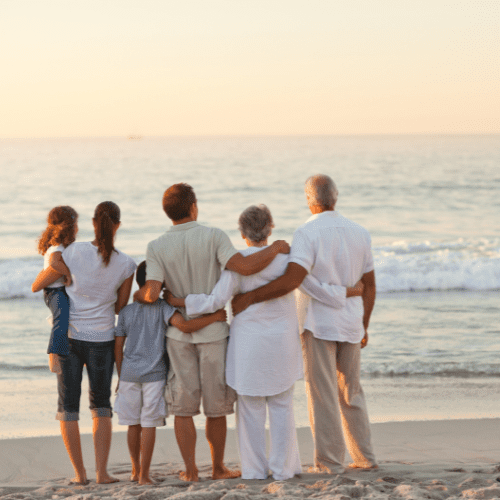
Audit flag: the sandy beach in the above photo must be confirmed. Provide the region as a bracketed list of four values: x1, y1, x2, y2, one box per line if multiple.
[1, 418, 499, 500]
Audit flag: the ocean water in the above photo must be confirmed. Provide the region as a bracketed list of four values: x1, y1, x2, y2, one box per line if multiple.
[0, 135, 499, 438]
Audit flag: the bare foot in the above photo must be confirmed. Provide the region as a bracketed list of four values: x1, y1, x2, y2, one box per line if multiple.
[96, 474, 120, 484]
[69, 476, 89, 486]
[348, 463, 378, 470]
[130, 474, 139, 482]
[49, 354, 62, 374]
[179, 470, 199, 482]
[139, 477, 155, 485]
[212, 466, 241, 480]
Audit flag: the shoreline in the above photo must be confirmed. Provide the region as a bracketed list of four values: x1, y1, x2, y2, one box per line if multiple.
[1, 418, 499, 499]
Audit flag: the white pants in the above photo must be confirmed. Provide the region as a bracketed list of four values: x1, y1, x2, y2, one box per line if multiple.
[236, 386, 302, 480]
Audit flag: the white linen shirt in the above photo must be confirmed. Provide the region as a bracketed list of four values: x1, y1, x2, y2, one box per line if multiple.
[62, 242, 137, 342]
[185, 246, 304, 397]
[289, 211, 374, 343]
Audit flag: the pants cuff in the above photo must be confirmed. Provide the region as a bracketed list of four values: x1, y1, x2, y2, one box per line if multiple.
[91, 408, 113, 418]
[56, 411, 79, 421]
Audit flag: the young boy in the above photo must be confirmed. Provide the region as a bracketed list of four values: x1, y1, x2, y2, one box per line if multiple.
[114, 261, 227, 485]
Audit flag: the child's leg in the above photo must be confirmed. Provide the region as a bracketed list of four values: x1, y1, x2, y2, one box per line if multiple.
[267, 386, 302, 480]
[139, 380, 167, 485]
[115, 382, 142, 480]
[127, 425, 142, 481]
[139, 427, 156, 485]
[43, 287, 70, 357]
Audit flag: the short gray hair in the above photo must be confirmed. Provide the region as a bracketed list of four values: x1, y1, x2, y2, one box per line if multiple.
[305, 174, 338, 209]
[238, 204, 274, 243]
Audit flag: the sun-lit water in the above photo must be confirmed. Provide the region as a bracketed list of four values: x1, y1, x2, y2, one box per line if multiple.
[1, 135, 499, 437]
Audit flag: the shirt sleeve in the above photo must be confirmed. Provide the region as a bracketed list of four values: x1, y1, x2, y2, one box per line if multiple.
[299, 274, 347, 309]
[162, 302, 177, 325]
[185, 270, 237, 316]
[145, 241, 165, 283]
[363, 234, 375, 274]
[215, 229, 239, 269]
[115, 310, 127, 337]
[289, 228, 315, 273]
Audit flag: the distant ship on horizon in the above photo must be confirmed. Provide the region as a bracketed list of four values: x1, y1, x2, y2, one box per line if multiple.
[127, 135, 143, 140]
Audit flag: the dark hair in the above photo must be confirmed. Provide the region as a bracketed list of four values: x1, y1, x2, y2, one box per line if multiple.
[93, 201, 120, 266]
[136, 261, 147, 288]
[136, 260, 164, 290]
[162, 183, 196, 221]
[37, 206, 78, 255]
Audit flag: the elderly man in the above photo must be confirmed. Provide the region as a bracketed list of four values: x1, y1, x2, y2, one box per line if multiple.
[134, 183, 290, 482]
[232, 174, 377, 473]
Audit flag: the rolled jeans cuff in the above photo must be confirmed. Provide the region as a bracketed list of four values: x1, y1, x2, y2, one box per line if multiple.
[56, 411, 79, 421]
[91, 408, 113, 419]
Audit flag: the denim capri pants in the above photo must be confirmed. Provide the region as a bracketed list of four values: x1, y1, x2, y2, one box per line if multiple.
[56, 338, 114, 421]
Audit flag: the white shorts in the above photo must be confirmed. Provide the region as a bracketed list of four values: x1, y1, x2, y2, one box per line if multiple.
[115, 380, 167, 427]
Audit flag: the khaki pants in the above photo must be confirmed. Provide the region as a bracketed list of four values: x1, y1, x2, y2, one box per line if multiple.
[301, 330, 376, 471]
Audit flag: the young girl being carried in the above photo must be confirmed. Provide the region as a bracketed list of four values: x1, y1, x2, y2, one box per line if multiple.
[32, 206, 78, 374]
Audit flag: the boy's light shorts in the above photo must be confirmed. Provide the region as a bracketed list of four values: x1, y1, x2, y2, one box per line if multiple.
[115, 380, 167, 427]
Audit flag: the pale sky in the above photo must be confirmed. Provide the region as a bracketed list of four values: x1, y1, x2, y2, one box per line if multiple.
[1, 0, 499, 137]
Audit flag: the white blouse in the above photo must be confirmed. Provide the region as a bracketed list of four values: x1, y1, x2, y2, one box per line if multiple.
[185, 246, 347, 396]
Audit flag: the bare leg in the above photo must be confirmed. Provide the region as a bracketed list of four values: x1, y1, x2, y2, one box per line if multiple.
[60, 421, 88, 484]
[49, 353, 62, 374]
[174, 416, 198, 482]
[127, 425, 141, 481]
[139, 428, 156, 485]
[206, 416, 241, 480]
[93, 417, 119, 484]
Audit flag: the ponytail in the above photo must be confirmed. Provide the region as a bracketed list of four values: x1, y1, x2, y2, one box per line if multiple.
[93, 201, 120, 266]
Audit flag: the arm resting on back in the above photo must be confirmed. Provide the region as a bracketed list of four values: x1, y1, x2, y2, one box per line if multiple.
[299, 276, 365, 308]
[115, 274, 134, 314]
[170, 309, 227, 334]
[225, 240, 290, 276]
[232, 262, 308, 316]
[185, 271, 236, 316]
[133, 280, 163, 304]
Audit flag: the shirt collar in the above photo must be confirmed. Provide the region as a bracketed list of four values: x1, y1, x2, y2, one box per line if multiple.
[167, 221, 200, 232]
[306, 210, 339, 223]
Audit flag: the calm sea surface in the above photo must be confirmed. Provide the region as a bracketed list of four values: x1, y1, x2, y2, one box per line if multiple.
[0, 135, 499, 438]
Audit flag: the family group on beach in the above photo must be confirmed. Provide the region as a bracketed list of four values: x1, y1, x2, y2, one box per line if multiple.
[32, 174, 377, 486]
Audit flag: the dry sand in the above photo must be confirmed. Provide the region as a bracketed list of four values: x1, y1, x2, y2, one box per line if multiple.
[1, 419, 499, 500]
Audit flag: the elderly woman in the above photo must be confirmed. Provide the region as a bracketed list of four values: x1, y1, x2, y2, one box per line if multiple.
[168, 205, 360, 480]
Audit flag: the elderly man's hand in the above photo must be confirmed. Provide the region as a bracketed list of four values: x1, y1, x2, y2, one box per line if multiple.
[232, 291, 253, 316]
[272, 240, 290, 254]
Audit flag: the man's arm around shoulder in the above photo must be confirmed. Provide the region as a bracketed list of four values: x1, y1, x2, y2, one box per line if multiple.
[225, 240, 290, 277]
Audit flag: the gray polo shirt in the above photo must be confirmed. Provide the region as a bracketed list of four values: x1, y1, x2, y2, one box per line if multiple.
[146, 221, 238, 344]
[115, 299, 176, 383]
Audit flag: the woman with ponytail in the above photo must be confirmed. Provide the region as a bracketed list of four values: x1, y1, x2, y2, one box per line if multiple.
[42, 201, 137, 485]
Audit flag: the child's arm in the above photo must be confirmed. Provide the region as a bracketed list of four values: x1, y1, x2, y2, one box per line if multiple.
[31, 252, 71, 293]
[170, 309, 227, 334]
[114, 337, 125, 378]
